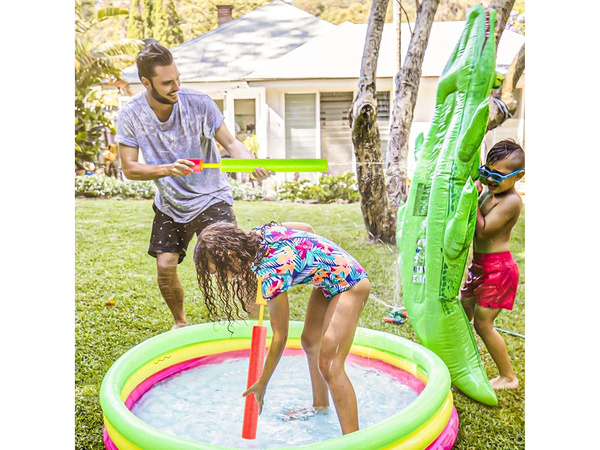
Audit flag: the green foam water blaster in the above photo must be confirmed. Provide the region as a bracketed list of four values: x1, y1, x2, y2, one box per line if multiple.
[396, 5, 498, 406]
[190, 158, 328, 173]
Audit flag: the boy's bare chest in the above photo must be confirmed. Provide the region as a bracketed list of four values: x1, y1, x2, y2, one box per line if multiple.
[478, 193, 499, 216]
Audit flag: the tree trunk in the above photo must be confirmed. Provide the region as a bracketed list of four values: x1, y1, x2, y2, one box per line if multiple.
[486, 0, 523, 131]
[350, 0, 396, 244]
[487, 43, 525, 130]
[490, 0, 516, 51]
[386, 0, 440, 211]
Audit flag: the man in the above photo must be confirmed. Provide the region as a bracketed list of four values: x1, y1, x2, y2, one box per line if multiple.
[116, 43, 271, 329]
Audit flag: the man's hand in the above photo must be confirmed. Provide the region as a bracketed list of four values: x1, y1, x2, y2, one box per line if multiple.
[243, 379, 267, 415]
[168, 159, 194, 177]
[252, 167, 275, 182]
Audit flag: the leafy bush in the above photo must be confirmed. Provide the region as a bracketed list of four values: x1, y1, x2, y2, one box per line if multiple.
[75, 172, 360, 204]
[230, 179, 268, 201]
[276, 172, 359, 203]
[75, 175, 156, 199]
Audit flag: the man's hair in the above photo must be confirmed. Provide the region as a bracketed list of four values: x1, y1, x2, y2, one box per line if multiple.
[136, 43, 173, 82]
[486, 139, 525, 170]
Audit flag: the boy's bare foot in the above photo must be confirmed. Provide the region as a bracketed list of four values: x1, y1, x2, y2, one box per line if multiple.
[490, 375, 519, 390]
[171, 321, 187, 330]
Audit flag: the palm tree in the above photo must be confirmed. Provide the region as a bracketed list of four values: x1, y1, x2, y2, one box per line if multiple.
[75, 0, 143, 168]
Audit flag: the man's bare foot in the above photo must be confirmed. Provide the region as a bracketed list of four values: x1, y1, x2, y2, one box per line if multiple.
[170, 321, 187, 330]
[490, 375, 519, 390]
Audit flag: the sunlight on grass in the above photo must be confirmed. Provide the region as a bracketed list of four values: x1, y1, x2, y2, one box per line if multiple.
[75, 199, 524, 449]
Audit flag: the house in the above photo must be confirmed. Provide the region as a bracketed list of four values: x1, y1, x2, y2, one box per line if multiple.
[122, 0, 525, 178]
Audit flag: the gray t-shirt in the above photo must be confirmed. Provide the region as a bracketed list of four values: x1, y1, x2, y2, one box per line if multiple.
[115, 86, 233, 223]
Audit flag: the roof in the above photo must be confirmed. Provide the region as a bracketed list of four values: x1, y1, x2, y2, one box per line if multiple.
[244, 20, 525, 81]
[122, 0, 335, 83]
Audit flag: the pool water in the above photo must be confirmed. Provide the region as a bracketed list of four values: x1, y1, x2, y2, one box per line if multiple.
[131, 352, 420, 448]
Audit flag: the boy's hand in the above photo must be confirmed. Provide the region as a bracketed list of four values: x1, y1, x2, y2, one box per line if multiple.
[243, 380, 267, 414]
[474, 179, 483, 195]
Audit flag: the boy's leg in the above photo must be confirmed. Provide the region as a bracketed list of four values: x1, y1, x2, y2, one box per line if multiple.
[300, 288, 330, 408]
[473, 305, 518, 389]
[319, 278, 370, 434]
[156, 252, 187, 329]
[461, 296, 476, 322]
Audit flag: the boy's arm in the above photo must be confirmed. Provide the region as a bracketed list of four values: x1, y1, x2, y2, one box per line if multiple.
[119, 143, 194, 180]
[475, 195, 522, 239]
[281, 222, 314, 233]
[242, 292, 289, 414]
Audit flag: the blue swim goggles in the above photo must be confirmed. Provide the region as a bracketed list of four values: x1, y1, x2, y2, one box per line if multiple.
[478, 165, 524, 184]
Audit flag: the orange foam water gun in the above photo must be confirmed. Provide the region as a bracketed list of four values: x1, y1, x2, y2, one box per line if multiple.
[241, 276, 268, 440]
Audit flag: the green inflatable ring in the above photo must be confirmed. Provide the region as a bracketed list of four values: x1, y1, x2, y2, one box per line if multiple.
[100, 321, 454, 449]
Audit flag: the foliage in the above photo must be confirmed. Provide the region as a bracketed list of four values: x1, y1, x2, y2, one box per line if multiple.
[75, 175, 157, 199]
[276, 172, 360, 204]
[127, 0, 145, 39]
[75, 0, 143, 168]
[176, 0, 271, 40]
[75, 200, 525, 449]
[229, 179, 267, 201]
[242, 133, 260, 158]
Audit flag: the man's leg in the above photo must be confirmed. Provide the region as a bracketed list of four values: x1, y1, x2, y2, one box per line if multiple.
[473, 305, 518, 389]
[156, 252, 187, 329]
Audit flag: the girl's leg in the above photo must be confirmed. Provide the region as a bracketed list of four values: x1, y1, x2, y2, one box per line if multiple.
[300, 288, 330, 407]
[318, 278, 370, 434]
[473, 305, 518, 389]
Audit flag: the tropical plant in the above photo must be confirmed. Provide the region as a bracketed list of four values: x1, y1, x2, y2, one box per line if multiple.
[75, 0, 143, 168]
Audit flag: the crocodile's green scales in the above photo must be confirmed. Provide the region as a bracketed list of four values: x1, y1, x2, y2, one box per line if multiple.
[396, 6, 498, 406]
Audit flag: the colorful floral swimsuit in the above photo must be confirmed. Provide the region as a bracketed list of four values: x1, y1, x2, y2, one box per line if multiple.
[251, 224, 368, 301]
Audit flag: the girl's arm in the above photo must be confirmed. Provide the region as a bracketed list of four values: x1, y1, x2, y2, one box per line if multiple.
[243, 291, 289, 413]
[281, 222, 314, 233]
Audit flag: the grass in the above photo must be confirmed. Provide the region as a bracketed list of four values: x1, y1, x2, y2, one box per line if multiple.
[75, 199, 525, 449]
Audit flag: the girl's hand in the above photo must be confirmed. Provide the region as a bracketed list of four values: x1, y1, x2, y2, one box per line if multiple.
[243, 380, 267, 414]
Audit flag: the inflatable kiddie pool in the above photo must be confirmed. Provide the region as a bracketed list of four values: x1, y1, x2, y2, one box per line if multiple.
[100, 321, 459, 449]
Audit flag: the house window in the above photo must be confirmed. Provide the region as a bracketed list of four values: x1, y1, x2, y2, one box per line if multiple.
[376, 91, 391, 164]
[285, 94, 317, 159]
[320, 92, 353, 174]
[214, 99, 224, 114]
[234, 99, 256, 142]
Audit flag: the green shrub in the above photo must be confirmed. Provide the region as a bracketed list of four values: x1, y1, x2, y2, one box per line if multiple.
[276, 172, 359, 203]
[75, 175, 156, 199]
[230, 179, 268, 201]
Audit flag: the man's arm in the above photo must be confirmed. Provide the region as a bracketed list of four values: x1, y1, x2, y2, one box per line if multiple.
[118, 143, 194, 180]
[214, 123, 272, 181]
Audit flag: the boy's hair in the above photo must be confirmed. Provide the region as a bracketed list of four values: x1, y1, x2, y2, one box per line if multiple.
[486, 139, 525, 170]
[136, 43, 173, 81]
[194, 222, 270, 324]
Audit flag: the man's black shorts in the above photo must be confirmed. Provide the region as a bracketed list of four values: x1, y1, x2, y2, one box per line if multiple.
[149, 201, 236, 264]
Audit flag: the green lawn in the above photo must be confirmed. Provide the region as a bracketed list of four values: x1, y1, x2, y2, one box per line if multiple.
[75, 199, 525, 449]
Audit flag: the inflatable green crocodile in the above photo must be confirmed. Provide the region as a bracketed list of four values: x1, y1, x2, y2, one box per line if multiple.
[396, 5, 498, 406]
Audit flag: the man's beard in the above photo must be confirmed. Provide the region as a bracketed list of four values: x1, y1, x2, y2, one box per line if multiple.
[149, 83, 178, 105]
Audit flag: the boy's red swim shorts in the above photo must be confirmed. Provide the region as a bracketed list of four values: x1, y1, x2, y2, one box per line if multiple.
[460, 251, 520, 310]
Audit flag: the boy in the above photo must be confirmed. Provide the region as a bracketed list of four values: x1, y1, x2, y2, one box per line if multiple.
[460, 139, 525, 390]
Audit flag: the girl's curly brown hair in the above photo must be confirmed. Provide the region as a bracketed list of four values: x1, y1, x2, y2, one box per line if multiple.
[194, 222, 271, 323]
